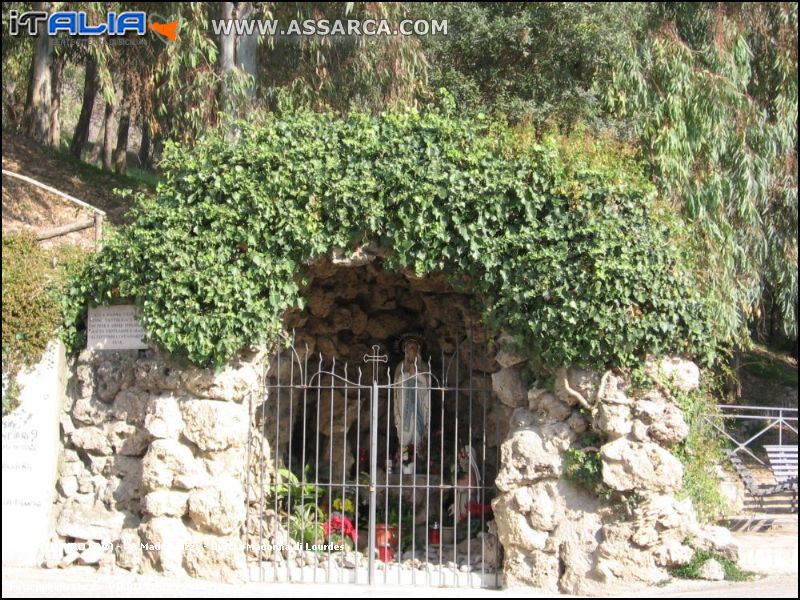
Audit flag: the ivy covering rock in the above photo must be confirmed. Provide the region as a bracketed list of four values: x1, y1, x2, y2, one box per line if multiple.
[62, 101, 716, 368]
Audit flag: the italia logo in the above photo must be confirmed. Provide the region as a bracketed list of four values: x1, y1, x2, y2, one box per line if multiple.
[7, 10, 178, 42]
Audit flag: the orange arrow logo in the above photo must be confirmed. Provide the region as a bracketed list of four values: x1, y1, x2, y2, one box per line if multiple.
[148, 20, 178, 41]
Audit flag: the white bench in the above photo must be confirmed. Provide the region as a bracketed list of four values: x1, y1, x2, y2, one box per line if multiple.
[764, 444, 798, 484]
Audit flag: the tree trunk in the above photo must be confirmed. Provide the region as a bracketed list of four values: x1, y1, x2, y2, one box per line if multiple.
[113, 85, 131, 174]
[138, 118, 152, 169]
[218, 2, 236, 113]
[49, 53, 64, 148]
[70, 57, 99, 160]
[236, 2, 258, 99]
[26, 2, 52, 143]
[102, 100, 115, 170]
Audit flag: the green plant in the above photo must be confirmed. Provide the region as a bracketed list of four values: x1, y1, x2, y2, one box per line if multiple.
[671, 548, 753, 582]
[62, 101, 718, 370]
[287, 503, 324, 546]
[666, 376, 729, 523]
[2, 234, 89, 414]
[563, 445, 613, 503]
[274, 465, 323, 508]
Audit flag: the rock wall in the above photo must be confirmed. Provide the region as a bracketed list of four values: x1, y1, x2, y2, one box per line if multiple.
[492, 357, 738, 595]
[45, 251, 737, 592]
[47, 346, 263, 581]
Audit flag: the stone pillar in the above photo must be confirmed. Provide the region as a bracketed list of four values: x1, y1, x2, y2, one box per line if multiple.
[2, 340, 67, 566]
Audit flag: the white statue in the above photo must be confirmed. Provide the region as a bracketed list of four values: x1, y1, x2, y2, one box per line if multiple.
[393, 334, 431, 471]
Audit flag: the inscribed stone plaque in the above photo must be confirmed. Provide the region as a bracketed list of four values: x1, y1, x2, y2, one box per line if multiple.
[87, 305, 148, 350]
[2, 341, 65, 566]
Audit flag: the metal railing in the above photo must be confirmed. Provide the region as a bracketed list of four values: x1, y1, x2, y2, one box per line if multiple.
[708, 404, 798, 465]
[2, 169, 106, 249]
[246, 334, 501, 588]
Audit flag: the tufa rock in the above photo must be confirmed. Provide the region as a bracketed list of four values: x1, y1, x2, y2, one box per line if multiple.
[601, 439, 683, 493]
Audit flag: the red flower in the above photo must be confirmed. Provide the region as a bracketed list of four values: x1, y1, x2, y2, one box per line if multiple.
[323, 514, 357, 544]
[466, 500, 493, 519]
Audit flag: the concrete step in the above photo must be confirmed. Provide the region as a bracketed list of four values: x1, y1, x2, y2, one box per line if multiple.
[726, 513, 798, 533]
[733, 531, 798, 574]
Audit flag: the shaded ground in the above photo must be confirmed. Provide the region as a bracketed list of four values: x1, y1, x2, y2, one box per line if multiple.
[2, 134, 155, 248]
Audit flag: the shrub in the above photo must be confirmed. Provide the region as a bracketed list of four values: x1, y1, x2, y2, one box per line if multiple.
[2, 234, 88, 414]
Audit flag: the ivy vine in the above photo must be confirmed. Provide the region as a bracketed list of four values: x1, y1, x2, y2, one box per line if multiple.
[62, 100, 717, 368]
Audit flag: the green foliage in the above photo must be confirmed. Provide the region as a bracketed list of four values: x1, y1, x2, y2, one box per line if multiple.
[3, 234, 88, 414]
[563, 432, 613, 502]
[671, 548, 753, 582]
[263, 2, 427, 114]
[274, 466, 323, 508]
[610, 3, 799, 343]
[416, 2, 648, 128]
[741, 347, 798, 389]
[62, 103, 716, 369]
[667, 376, 729, 523]
[287, 503, 324, 546]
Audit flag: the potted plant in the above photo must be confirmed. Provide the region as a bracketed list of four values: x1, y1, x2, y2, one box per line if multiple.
[323, 513, 357, 551]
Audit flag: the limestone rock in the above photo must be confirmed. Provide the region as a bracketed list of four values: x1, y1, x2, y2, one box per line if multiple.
[596, 403, 632, 439]
[71, 426, 112, 455]
[142, 490, 189, 517]
[529, 389, 572, 421]
[307, 290, 336, 317]
[56, 501, 125, 542]
[183, 531, 247, 582]
[144, 394, 185, 440]
[183, 356, 260, 403]
[112, 389, 149, 426]
[691, 525, 739, 562]
[601, 439, 683, 493]
[648, 403, 689, 447]
[365, 312, 407, 338]
[321, 437, 355, 482]
[567, 411, 589, 434]
[95, 360, 123, 402]
[503, 547, 560, 592]
[651, 538, 694, 567]
[595, 372, 632, 405]
[109, 459, 145, 511]
[492, 368, 527, 408]
[142, 439, 208, 491]
[139, 517, 189, 575]
[496, 335, 527, 369]
[180, 399, 248, 452]
[187, 477, 246, 535]
[135, 358, 182, 391]
[483, 403, 513, 447]
[496, 417, 575, 491]
[78, 542, 105, 565]
[58, 475, 79, 497]
[72, 396, 112, 426]
[75, 363, 94, 399]
[650, 357, 700, 393]
[698, 558, 725, 581]
[634, 391, 667, 422]
[631, 420, 650, 442]
[116, 528, 143, 570]
[203, 446, 247, 481]
[596, 522, 668, 586]
[107, 421, 151, 456]
[555, 367, 600, 407]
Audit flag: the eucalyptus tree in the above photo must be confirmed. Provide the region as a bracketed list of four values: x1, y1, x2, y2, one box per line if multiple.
[610, 2, 798, 346]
